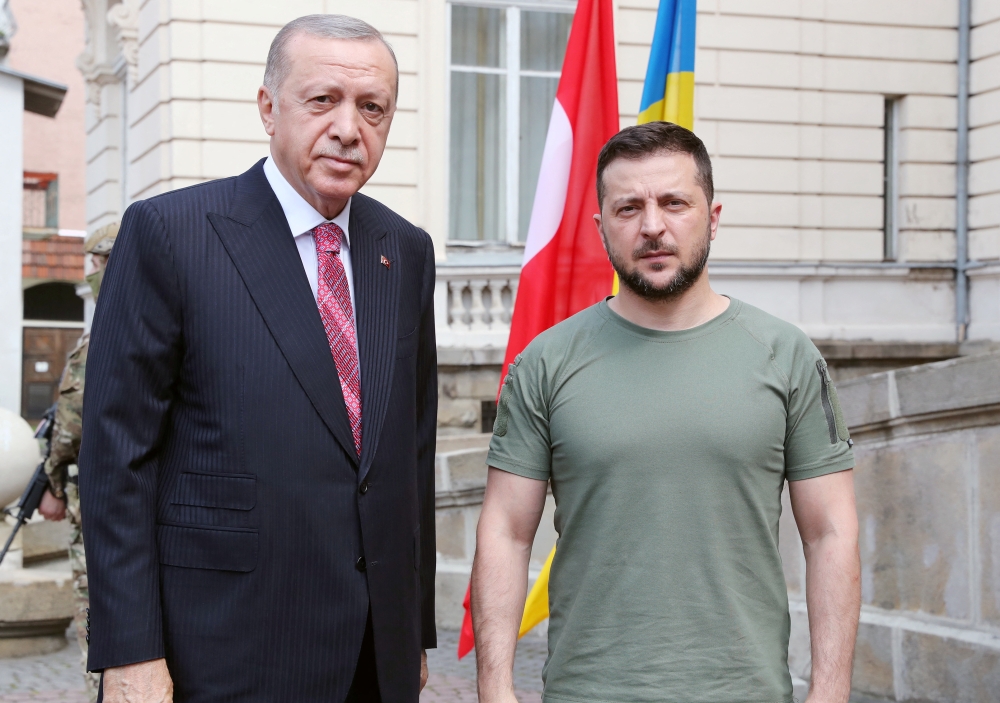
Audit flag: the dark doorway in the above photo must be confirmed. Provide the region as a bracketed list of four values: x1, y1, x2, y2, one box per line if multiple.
[24, 282, 84, 322]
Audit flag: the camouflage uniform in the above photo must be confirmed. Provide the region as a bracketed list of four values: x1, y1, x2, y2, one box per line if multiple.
[43, 223, 117, 703]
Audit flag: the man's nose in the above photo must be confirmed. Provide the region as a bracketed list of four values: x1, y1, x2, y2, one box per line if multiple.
[327, 102, 362, 144]
[639, 203, 667, 239]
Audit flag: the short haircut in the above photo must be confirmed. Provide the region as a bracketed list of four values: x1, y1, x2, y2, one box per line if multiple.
[596, 122, 714, 208]
[264, 15, 399, 103]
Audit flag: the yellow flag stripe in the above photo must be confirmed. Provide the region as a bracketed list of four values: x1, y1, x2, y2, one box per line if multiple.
[519, 546, 556, 638]
[636, 71, 695, 130]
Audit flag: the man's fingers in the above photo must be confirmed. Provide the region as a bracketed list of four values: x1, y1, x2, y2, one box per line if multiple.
[39, 490, 66, 521]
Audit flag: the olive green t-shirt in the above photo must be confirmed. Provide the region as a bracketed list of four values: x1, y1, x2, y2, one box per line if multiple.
[487, 298, 854, 703]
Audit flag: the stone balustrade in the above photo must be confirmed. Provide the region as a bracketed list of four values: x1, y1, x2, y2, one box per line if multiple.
[434, 264, 520, 350]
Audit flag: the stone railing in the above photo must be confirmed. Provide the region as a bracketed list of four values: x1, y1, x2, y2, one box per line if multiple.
[434, 264, 520, 350]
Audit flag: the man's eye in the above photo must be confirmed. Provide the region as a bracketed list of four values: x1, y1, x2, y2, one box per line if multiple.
[315, 96, 330, 103]
[363, 103, 382, 113]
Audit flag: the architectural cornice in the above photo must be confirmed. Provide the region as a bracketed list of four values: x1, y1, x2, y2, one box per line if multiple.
[106, 0, 138, 85]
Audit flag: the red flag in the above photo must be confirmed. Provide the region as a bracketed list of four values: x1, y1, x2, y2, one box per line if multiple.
[458, 0, 619, 660]
[458, 582, 476, 659]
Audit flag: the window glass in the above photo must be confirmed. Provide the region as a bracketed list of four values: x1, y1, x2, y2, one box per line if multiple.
[521, 11, 571, 71]
[450, 72, 507, 241]
[451, 5, 505, 67]
[449, 4, 571, 244]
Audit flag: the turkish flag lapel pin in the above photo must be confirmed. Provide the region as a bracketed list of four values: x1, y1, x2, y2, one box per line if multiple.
[380, 255, 391, 269]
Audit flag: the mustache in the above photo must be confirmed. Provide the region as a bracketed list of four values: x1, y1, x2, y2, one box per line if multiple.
[318, 143, 365, 165]
[632, 239, 679, 259]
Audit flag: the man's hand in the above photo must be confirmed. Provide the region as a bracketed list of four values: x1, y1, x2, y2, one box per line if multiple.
[420, 650, 428, 691]
[39, 489, 66, 521]
[102, 658, 174, 703]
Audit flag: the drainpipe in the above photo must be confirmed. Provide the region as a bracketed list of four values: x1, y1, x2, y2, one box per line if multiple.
[956, 0, 971, 342]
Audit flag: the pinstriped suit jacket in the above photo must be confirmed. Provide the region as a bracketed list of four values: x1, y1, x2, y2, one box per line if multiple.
[79, 160, 438, 703]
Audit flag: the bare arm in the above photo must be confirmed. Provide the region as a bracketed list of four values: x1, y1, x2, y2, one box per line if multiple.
[472, 468, 548, 703]
[788, 469, 860, 703]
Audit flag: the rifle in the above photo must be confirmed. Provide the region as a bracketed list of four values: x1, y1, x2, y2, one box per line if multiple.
[0, 405, 57, 566]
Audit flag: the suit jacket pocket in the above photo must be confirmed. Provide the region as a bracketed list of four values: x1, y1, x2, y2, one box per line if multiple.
[396, 328, 419, 359]
[157, 524, 258, 572]
[171, 472, 256, 511]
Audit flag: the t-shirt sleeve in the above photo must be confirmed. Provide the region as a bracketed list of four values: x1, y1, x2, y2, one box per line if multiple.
[784, 339, 855, 481]
[486, 346, 552, 481]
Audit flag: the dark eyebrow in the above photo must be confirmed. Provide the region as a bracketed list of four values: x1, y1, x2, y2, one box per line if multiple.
[657, 192, 689, 202]
[610, 191, 689, 210]
[609, 196, 644, 210]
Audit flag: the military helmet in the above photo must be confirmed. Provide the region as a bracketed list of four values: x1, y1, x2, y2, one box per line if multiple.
[84, 222, 119, 256]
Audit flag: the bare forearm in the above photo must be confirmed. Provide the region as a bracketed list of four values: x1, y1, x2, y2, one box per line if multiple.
[804, 532, 861, 703]
[471, 528, 532, 701]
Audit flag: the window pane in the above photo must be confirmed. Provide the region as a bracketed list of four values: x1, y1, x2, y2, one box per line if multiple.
[521, 11, 572, 71]
[450, 72, 507, 241]
[451, 5, 505, 67]
[519, 75, 559, 241]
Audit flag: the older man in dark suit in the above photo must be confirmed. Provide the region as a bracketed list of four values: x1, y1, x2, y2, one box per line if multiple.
[80, 15, 436, 703]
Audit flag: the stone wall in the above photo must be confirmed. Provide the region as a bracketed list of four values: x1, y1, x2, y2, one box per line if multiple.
[781, 350, 1000, 702]
[436, 348, 503, 436]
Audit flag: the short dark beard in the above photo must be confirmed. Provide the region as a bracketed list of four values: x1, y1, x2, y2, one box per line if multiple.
[605, 227, 712, 301]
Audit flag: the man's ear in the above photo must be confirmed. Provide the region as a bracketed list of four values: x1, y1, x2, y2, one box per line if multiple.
[709, 201, 722, 241]
[594, 213, 610, 255]
[258, 86, 277, 137]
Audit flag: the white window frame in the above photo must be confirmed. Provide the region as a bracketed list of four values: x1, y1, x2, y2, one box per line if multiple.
[446, 0, 576, 247]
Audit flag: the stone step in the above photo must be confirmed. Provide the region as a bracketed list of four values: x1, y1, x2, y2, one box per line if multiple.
[0, 558, 74, 658]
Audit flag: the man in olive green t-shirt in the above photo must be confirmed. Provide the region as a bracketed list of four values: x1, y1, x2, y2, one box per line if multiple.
[472, 122, 861, 703]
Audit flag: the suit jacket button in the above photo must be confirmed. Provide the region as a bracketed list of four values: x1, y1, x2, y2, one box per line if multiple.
[359, 481, 369, 495]
[356, 556, 367, 572]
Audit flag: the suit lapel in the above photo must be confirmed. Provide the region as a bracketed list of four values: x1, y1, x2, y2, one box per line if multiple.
[350, 195, 401, 481]
[208, 161, 359, 465]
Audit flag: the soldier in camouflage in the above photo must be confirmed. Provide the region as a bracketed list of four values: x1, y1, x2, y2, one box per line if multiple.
[38, 222, 118, 703]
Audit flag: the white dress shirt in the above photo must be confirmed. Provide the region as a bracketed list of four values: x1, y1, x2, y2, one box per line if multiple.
[263, 156, 356, 313]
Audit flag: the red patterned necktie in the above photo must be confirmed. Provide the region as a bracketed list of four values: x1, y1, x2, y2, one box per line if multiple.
[313, 222, 362, 455]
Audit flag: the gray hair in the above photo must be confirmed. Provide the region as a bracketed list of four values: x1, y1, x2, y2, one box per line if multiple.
[263, 15, 399, 104]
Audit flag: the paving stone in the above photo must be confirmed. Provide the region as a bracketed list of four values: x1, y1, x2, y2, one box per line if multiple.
[0, 630, 87, 703]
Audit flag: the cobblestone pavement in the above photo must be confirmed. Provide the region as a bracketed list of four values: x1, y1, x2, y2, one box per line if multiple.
[0, 631, 88, 703]
[0, 629, 543, 703]
[421, 630, 545, 703]
[0, 629, 809, 702]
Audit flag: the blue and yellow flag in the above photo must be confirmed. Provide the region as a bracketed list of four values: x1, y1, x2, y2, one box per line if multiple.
[638, 0, 696, 129]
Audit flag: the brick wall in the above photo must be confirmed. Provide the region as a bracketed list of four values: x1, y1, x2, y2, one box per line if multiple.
[22, 236, 85, 282]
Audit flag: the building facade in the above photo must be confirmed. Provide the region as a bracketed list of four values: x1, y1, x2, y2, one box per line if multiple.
[1, 0, 84, 420]
[75, 0, 1000, 433]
